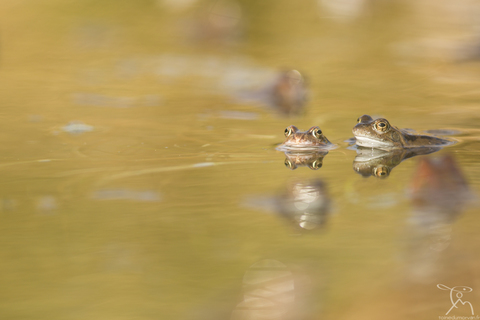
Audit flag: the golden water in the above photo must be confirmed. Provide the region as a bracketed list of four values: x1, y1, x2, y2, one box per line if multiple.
[1, 1, 480, 319]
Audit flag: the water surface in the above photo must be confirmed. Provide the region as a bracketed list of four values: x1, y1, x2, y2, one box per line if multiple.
[1, 1, 480, 319]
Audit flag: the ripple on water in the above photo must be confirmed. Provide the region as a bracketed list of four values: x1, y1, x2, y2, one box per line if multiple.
[91, 189, 162, 202]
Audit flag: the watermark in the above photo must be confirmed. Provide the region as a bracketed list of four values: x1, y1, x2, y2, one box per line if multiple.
[437, 284, 475, 316]
[438, 316, 479, 320]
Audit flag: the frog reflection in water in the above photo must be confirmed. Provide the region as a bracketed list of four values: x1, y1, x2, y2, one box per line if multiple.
[284, 151, 328, 170]
[277, 180, 331, 231]
[242, 179, 331, 231]
[353, 146, 440, 178]
[410, 154, 470, 216]
[277, 125, 333, 152]
[405, 155, 471, 280]
[353, 115, 452, 150]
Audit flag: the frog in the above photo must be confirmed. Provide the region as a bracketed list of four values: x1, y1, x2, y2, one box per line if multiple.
[270, 70, 308, 115]
[276, 125, 333, 152]
[236, 70, 307, 116]
[352, 115, 452, 150]
[284, 150, 329, 170]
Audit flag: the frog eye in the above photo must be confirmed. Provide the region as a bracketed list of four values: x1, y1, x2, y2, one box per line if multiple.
[285, 126, 295, 137]
[284, 159, 296, 170]
[310, 160, 322, 170]
[373, 166, 390, 178]
[373, 119, 390, 132]
[357, 115, 373, 124]
[312, 128, 323, 139]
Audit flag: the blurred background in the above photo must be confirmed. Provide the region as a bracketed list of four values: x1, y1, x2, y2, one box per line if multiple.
[1, 0, 480, 319]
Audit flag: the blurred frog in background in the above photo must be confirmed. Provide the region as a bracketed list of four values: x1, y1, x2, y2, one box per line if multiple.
[235, 70, 308, 116]
[270, 70, 308, 116]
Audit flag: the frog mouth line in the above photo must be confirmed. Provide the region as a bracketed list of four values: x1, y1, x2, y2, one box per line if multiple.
[354, 136, 395, 148]
[277, 145, 327, 152]
[276, 144, 336, 152]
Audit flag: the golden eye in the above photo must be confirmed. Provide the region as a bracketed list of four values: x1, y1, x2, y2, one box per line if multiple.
[284, 159, 296, 170]
[374, 166, 390, 178]
[358, 115, 373, 124]
[374, 120, 390, 132]
[285, 127, 293, 137]
[310, 160, 322, 170]
[312, 128, 323, 139]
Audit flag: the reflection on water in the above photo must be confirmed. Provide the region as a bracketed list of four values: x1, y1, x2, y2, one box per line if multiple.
[73, 93, 163, 108]
[283, 151, 328, 170]
[182, 0, 244, 45]
[232, 259, 314, 320]
[232, 260, 296, 320]
[2, 0, 480, 319]
[277, 180, 331, 231]
[405, 154, 472, 282]
[393, 0, 480, 62]
[73, 22, 115, 50]
[457, 39, 480, 62]
[410, 154, 471, 215]
[318, 0, 368, 22]
[244, 179, 331, 232]
[61, 121, 95, 135]
[219, 111, 259, 121]
[352, 146, 440, 178]
[92, 189, 161, 202]
[36, 196, 58, 214]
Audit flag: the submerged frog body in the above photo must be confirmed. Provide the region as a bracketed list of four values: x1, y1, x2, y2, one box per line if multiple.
[352, 115, 452, 149]
[277, 125, 332, 152]
[284, 150, 329, 170]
